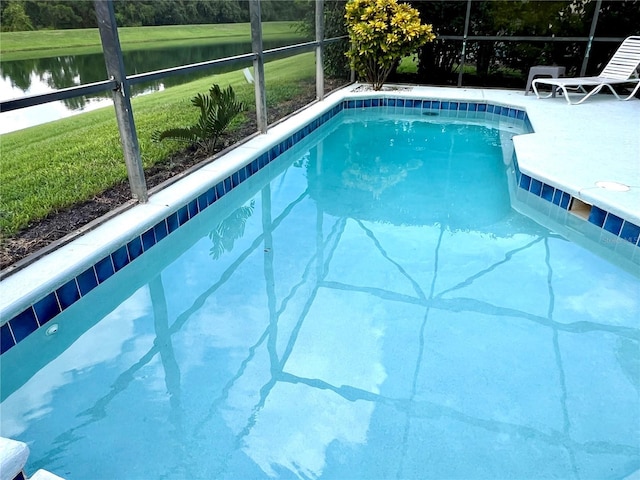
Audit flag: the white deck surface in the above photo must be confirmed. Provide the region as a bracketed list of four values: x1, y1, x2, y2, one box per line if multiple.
[1, 85, 639, 320]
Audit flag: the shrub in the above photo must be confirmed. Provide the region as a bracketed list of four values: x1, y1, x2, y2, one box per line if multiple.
[152, 83, 245, 154]
[345, 0, 435, 90]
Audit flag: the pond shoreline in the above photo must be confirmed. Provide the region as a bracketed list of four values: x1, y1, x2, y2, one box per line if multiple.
[0, 22, 304, 60]
[1, 23, 308, 134]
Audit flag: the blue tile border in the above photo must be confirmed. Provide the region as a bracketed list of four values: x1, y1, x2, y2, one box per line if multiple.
[0, 100, 346, 354]
[513, 153, 639, 248]
[33, 292, 60, 326]
[621, 221, 640, 245]
[341, 97, 530, 124]
[77, 267, 98, 296]
[2, 96, 637, 354]
[589, 206, 608, 227]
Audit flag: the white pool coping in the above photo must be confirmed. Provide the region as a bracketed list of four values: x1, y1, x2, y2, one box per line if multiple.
[1, 84, 639, 322]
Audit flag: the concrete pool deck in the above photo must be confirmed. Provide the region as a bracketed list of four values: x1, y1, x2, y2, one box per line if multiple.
[461, 86, 640, 226]
[1, 84, 639, 325]
[379, 84, 640, 227]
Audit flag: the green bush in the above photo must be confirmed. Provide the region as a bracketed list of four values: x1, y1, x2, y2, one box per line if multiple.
[345, 0, 435, 90]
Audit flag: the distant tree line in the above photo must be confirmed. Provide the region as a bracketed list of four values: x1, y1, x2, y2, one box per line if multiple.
[413, 0, 640, 83]
[3, 0, 638, 87]
[299, 0, 639, 84]
[0, 0, 311, 31]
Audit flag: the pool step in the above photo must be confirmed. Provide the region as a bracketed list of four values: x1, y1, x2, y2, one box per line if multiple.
[0, 437, 65, 480]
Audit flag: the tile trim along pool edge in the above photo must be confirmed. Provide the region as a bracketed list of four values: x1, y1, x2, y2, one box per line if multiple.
[1, 85, 639, 354]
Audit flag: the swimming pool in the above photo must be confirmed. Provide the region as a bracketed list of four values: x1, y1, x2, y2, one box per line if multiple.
[1, 100, 638, 479]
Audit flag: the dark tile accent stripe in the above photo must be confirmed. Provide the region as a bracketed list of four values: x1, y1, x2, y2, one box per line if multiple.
[127, 237, 144, 261]
[154, 220, 169, 243]
[603, 213, 624, 236]
[621, 221, 640, 245]
[112, 245, 129, 272]
[167, 212, 180, 234]
[519, 174, 532, 191]
[589, 206, 607, 227]
[34, 292, 60, 326]
[530, 178, 543, 196]
[2, 96, 635, 354]
[514, 154, 639, 247]
[95, 256, 115, 283]
[0, 323, 14, 354]
[56, 279, 80, 310]
[77, 267, 99, 296]
[10, 308, 38, 343]
[541, 183, 554, 202]
[342, 98, 529, 126]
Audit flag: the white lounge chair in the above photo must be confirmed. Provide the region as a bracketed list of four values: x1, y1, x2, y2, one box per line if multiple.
[532, 36, 640, 105]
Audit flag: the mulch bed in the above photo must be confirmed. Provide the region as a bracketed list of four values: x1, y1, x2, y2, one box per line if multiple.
[0, 79, 346, 272]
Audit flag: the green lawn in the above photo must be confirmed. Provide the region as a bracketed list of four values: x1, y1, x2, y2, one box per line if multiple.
[0, 22, 307, 60]
[0, 53, 318, 236]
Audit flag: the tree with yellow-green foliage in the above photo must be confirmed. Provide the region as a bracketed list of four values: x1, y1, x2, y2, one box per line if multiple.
[345, 0, 435, 90]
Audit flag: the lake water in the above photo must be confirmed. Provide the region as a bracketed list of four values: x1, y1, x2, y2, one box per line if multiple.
[0, 39, 294, 134]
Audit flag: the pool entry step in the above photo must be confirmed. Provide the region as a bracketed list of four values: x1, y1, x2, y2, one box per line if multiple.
[0, 437, 65, 480]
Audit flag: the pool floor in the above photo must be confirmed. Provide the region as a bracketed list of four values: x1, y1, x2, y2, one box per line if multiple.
[1, 111, 639, 479]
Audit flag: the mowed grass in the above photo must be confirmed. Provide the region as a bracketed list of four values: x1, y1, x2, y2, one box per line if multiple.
[0, 22, 307, 60]
[0, 53, 317, 236]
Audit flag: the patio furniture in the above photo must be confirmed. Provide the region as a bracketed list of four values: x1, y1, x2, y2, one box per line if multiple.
[525, 65, 566, 97]
[532, 36, 640, 105]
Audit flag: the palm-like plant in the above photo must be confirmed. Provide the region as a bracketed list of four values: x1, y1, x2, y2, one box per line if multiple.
[152, 83, 245, 153]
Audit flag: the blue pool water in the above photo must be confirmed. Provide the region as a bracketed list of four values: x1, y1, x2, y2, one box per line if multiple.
[2, 110, 639, 479]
